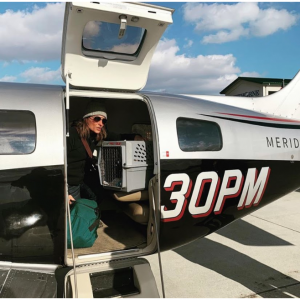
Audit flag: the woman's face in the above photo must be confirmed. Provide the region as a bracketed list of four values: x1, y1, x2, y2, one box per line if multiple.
[86, 115, 106, 134]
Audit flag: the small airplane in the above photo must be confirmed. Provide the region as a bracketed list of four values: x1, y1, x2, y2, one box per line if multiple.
[1, 2, 300, 298]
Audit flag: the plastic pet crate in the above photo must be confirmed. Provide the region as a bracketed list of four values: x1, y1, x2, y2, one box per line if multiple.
[98, 141, 153, 192]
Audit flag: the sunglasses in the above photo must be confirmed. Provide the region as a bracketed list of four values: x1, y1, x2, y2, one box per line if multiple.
[90, 116, 107, 124]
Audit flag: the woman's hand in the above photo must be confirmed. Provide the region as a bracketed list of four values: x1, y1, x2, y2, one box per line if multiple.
[68, 195, 75, 205]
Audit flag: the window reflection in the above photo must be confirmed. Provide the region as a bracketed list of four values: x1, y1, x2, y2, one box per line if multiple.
[82, 21, 145, 55]
[177, 118, 222, 152]
[0, 110, 36, 154]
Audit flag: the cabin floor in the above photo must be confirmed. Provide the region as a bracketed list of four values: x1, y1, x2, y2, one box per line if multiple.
[67, 210, 147, 257]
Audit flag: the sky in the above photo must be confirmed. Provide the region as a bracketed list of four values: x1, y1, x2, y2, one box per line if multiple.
[0, 2, 300, 95]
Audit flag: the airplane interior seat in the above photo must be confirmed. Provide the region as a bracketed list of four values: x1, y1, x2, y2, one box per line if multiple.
[122, 202, 149, 225]
[112, 190, 150, 224]
[113, 190, 148, 202]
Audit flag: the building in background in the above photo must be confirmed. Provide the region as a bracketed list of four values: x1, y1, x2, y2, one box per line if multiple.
[220, 77, 291, 97]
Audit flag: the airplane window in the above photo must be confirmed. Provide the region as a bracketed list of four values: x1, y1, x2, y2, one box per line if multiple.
[82, 21, 146, 56]
[176, 118, 222, 152]
[0, 110, 36, 155]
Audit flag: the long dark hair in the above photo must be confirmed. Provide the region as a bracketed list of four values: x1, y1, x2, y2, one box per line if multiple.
[73, 118, 107, 142]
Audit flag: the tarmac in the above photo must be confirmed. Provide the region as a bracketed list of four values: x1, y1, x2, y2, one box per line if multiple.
[146, 191, 300, 298]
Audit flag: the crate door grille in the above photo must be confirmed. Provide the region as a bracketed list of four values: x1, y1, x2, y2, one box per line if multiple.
[102, 146, 122, 188]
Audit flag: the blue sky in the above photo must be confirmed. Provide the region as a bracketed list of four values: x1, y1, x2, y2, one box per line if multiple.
[0, 2, 300, 95]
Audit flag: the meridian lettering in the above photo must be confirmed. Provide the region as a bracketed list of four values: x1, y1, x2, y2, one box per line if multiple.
[266, 137, 273, 147]
[266, 137, 299, 148]
[161, 167, 271, 222]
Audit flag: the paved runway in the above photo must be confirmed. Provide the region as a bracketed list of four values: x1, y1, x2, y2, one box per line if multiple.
[146, 191, 300, 298]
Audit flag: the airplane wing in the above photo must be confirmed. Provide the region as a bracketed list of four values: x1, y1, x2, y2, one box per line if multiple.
[183, 70, 300, 121]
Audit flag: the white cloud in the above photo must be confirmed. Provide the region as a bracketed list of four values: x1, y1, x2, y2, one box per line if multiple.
[239, 71, 262, 77]
[145, 39, 241, 95]
[183, 3, 299, 44]
[203, 27, 249, 44]
[20, 67, 61, 83]
[0, 76, 17, 82]
[0, 3, 64, 62]
[185, 3, 259, 32]
[251, 8, 298, 36]
[184, 39, 193, 48]
[110, 43, 139, 53]
[83, 21, 101, 38]
[83, 21, 101, 49]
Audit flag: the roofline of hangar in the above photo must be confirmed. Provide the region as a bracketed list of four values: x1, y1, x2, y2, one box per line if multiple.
[220, 77, 292, 94]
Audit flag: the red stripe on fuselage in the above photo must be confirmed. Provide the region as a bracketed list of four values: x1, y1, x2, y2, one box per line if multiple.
[216, 113, 300, 124]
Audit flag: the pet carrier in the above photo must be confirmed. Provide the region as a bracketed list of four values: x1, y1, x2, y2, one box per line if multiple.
[98, 141, 153, 192]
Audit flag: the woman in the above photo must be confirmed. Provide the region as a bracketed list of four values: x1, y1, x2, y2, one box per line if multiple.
[67, 101, 107, 204]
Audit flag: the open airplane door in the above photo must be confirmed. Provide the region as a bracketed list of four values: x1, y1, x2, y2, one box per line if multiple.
[61, 2, 173, 91]
[60, 2, 174, 298]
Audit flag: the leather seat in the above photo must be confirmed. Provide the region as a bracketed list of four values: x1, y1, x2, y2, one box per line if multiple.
[122, 202, 149, 225]
[113, 190, 149, 224]
[113, 190, 148, 202]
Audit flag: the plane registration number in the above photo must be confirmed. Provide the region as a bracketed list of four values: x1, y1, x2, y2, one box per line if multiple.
[161, 167, 271, 222]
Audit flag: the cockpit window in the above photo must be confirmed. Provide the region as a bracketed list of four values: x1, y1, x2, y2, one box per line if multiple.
[82, 21, 146, 56]
[177, 117, 222, 152]
[0, 110, 36, 155]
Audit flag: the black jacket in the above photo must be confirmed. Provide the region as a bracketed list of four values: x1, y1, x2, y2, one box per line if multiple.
[67, 126, 97, 186]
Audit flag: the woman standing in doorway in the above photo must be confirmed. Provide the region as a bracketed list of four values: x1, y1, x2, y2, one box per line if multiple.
[67, 101, 107, 204]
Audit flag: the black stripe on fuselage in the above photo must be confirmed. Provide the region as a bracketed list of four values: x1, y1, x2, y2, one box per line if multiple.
[200, 114, 300, 129]
[159, 158, 300, 251]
